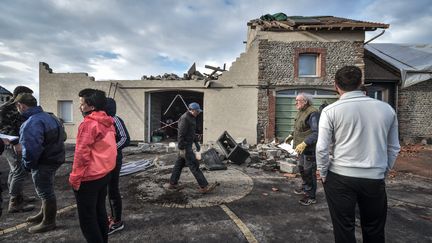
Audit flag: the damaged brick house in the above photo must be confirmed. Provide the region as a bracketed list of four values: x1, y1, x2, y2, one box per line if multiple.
[364, 43, 432, 143]
[41, 15, 428, 144]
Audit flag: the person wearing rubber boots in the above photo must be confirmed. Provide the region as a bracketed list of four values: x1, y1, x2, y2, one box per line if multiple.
[13, 93, 65, 233]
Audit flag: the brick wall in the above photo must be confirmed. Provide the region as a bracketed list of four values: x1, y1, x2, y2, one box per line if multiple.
[398, 79, 432, 143]
[257, 40, 364, 140]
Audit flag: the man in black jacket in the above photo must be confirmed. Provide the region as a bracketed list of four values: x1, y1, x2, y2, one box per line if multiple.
[0, 86, 36, 213]
[169, 102, 217, 193]
[0, 138, 6, 217]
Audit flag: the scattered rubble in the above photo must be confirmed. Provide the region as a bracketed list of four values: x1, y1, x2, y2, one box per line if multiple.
[400, 144, 425, 156]
[247, 142, 298, 173]
[123, 133, 300, 176]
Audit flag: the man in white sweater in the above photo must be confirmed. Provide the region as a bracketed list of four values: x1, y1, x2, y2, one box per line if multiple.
[316, 66, 400, 243]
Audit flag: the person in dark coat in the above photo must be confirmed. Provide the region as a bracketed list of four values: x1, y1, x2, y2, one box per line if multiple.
[169, 102, 217, 193]
[0, 138, 7, 217]
[104, 98, 130, 235]
[0, 86, 36, 213]
[14, 93, 65, 233]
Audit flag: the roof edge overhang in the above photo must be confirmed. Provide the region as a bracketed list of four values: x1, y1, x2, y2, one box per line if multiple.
[365, 44, 432, 88]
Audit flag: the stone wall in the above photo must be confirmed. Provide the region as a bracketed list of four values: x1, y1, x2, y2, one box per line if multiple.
[257, 40, 364, 140]
[398, 79, 432, 143]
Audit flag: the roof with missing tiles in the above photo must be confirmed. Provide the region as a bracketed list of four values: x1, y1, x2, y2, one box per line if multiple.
[248, 15, 389, 31]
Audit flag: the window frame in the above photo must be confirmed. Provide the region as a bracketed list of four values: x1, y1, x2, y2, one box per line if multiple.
[58, 100, 73, 123]
[294, 48, 326, 79]
[298, 53, 319, 77]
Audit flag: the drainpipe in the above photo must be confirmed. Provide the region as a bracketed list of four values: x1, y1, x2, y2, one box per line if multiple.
[364, 30, 386, 45]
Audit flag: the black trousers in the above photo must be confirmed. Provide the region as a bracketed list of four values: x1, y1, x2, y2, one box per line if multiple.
[108, 152, 123, 222]
[170, 145, 208, 188]
[74, 174, 111, 243]
[298, 154, 317, 199]
[324, 171, 387, 243]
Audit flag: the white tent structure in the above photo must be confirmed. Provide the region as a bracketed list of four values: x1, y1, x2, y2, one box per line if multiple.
[365, 43, 432, 88]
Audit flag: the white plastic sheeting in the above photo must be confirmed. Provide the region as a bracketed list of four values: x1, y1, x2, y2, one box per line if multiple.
[365, 43, 432, 88]
[120, 159, 154, 177]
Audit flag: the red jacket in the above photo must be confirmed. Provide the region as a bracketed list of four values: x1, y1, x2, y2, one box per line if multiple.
[69, 111, 117, 190]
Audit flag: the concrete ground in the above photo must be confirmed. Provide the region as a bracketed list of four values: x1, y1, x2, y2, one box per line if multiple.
[0, 144, 431, 242]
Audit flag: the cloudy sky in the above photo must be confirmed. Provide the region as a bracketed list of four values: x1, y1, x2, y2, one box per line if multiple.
[1, 0, 431, 98]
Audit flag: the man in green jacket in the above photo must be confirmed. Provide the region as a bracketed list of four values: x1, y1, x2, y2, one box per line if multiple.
[285, 93, 319, 206]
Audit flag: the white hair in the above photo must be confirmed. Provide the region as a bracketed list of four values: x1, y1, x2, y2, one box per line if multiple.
[297, 92, 313, 105]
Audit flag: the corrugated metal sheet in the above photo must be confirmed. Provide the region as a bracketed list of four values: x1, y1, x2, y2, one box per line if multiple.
[365, 43, 432, 88]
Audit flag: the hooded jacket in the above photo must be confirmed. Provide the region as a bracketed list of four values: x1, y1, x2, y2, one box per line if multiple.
[19, 106, 65, 170]
[69, 111, 117, 190]
[105, 98, 130, 151]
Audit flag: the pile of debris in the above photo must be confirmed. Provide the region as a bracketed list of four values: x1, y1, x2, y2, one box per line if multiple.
[248, 143, 298, 173]
[122, 131, 300, 175]
[141, 73, 186, 80]
[204, 131, 299, 174]
[140, 63, 226, 81]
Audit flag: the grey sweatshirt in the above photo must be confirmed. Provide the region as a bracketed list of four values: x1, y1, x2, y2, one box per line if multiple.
[316, 91, 400, 179]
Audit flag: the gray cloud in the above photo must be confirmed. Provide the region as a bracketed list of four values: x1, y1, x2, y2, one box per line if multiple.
[363, 0, 432, 43]
[0, 0, 430, 97]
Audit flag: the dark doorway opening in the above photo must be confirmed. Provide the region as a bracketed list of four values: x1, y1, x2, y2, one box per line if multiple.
[147, 90, 204, 143]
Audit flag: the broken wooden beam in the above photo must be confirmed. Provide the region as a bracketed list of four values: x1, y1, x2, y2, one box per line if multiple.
[204, 65, 226, 72]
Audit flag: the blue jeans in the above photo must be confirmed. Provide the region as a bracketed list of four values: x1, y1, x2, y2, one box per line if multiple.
[4, 146, 28, 197]
[31, 164, 60, 200]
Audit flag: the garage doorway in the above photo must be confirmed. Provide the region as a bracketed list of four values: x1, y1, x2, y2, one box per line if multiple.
[146, 90, 204, 143]
[275, 89, 338, 139]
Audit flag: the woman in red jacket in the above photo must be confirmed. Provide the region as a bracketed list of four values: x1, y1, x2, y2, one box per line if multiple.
[69, 89, 117, 243]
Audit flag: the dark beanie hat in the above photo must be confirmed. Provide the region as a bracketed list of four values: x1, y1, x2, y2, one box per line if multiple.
[13, 86, 33, 99]
[105, 97, 117, 117]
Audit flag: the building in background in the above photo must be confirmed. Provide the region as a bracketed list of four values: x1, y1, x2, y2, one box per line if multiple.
[44, 15, 432, 144]
[364, 43, 432, 143]
[0, 86, 12, 106]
